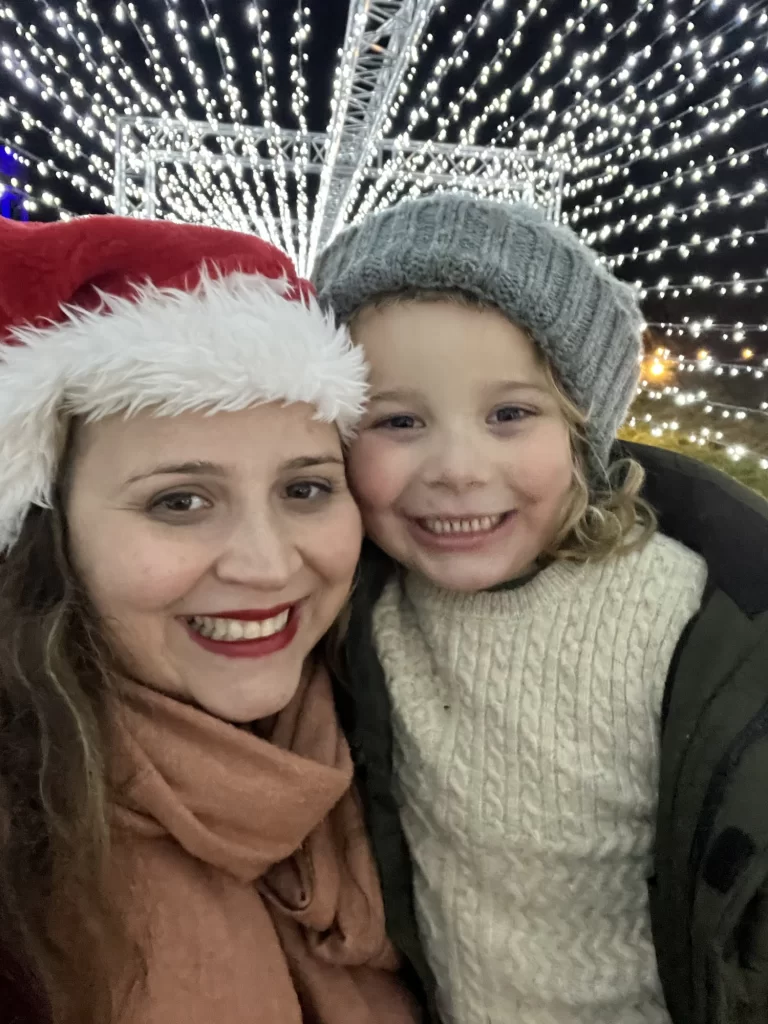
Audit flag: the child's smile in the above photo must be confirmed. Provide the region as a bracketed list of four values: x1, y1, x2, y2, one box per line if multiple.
[408, 510, 516, 552]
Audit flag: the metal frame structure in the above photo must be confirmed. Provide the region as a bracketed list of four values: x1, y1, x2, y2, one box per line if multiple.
[307, 0, 442, 264]
[114, 3, 567, 272]
[115, 118, 565, 264]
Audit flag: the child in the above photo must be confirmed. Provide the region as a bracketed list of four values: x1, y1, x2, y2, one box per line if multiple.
[314, 193, 768, 1024]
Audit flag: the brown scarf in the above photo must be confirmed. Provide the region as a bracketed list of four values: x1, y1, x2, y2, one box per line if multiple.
[109, 663, 419, 1024]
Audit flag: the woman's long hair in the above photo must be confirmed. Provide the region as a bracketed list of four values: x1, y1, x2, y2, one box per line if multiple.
[0, 448, 137, 1023]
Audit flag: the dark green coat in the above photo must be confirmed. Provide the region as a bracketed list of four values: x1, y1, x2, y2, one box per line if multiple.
[335, 442, 768, 1024]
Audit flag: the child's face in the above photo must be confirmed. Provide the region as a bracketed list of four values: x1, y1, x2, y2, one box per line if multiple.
[348, 299, 574, 592]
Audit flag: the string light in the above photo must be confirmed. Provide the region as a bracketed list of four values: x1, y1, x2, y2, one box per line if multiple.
[0, 0, 765, 470]
[625, 410, 768, 475]
[639, 381, 768, 425]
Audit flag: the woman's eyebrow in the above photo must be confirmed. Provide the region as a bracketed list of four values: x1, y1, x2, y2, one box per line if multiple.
[126, 455, 344, 485]
[281, 455, 345, 470]
[125, 460, 225, 485]
[368, 388, 424, 403]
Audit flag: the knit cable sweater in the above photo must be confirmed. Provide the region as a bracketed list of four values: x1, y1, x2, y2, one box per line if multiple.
[372, 533, 707, 1024]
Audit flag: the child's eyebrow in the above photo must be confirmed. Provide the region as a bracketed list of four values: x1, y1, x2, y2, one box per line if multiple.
[489, 380, 550, 396]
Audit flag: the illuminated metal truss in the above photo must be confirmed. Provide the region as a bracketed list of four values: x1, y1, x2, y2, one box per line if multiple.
[113, 3, 569, 271]
[114, 115, 566, 269]
[307, 0, 441, 265]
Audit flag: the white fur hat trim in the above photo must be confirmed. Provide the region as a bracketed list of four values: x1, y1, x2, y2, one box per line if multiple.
[0, 271, 367, 552]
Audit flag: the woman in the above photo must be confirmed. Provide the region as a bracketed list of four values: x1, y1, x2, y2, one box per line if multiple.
[0, 216, 422, 1024]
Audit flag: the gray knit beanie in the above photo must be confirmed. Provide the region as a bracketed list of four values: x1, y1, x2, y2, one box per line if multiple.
[312, 192, 644, 476]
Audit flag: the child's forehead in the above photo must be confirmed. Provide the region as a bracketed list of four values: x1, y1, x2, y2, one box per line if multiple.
[360, 341, 549, 410]
[355, 292, 491, 323]
[353, 298, 541, 381]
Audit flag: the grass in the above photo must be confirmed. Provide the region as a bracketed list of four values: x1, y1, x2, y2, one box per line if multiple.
[623, 381, 768, 501]
[619, 423, 768, 500]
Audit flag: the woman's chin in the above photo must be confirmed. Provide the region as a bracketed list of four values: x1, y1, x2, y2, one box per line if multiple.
[191, 673, 303, 725]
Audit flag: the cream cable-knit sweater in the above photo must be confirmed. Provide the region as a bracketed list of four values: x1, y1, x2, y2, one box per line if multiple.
[372, 533, 707, 1024]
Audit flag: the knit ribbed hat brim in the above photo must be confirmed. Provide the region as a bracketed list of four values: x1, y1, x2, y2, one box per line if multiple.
[313, 193, 644, 476]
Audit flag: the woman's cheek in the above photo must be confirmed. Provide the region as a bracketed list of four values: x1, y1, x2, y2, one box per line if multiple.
[315, 498, 363, 577]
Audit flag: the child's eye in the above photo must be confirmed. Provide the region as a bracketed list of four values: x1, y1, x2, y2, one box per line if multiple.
[284, 480, 333, 502]
[149, 492, 211, 517]
[488, 405, 532, 425]
[373, 414, 423, 431]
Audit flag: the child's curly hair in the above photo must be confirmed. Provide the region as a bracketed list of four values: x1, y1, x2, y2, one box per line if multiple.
[350, 287, 657, 565]
[537, 354, 657, 563]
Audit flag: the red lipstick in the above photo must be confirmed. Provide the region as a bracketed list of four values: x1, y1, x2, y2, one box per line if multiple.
[183, 604, 299, 660]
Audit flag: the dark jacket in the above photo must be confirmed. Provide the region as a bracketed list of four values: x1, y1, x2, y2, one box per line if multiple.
[336, 442, 768, 1024]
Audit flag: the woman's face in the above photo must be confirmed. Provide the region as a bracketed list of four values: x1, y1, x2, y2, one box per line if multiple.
[66, 403, 361, 723]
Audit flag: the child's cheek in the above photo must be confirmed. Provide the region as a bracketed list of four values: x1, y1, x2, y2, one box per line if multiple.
[346, 433, 403, 510]
[514, 424, 574, 505]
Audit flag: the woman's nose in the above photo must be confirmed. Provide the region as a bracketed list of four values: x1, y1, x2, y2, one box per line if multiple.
[214, 515, 304, 590]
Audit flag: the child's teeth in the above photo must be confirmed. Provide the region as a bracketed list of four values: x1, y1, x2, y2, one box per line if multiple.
[189, 609, 291, 642]
[422, 515, 502, 535]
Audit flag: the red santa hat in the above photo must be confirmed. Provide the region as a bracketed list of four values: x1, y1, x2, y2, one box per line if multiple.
[0, 215, 366, 553]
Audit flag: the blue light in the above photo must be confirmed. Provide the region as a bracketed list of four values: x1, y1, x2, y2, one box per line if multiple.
[0, 189, 29, 220]
[0, 147, 20, 176]
[0, 146, 28, 219]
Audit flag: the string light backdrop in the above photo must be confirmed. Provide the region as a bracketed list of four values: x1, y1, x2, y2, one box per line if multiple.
[0, 0, 766, 476]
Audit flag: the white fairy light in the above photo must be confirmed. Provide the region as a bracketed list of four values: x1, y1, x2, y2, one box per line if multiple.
[0, 0, 765, 457]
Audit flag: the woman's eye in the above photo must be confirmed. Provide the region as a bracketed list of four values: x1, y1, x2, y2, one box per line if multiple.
[150, 492, 210, 516]
[285, 480, 332, 501]
[489, 406, 531, 424]
[374, 414, 421, 430]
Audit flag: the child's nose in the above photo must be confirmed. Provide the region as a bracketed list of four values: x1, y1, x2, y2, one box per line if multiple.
[425, 437, 492, 492]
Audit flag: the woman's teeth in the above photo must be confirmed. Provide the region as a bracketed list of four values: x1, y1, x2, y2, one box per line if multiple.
[188, 610, 290, 642]
[420, 514, 504, 536]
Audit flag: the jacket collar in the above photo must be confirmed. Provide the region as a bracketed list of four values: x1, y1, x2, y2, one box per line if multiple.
[621, 442, 768, 618]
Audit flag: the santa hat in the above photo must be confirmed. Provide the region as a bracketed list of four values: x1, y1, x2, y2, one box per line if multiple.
[0, 215, 366, 553]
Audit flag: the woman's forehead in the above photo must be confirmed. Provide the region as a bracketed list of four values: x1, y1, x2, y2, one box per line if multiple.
[72, 404, 343, 481]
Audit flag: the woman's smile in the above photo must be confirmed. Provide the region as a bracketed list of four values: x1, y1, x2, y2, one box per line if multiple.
[183, 604, 299, 658]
